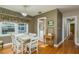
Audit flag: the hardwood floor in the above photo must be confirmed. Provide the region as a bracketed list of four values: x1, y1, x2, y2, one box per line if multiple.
[0, 46, 13, 54]
[0, 39, 79, 54]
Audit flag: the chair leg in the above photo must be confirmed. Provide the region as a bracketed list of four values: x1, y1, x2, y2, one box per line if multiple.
[21, 44, 24, 54]
[37, 40, 38, 54]
[37, 46, 38, 54]
[25, 44, 27, 53]
[12, 45, 16, 54]
[29, 43, 31, 54]
[16, 47, 18, 54]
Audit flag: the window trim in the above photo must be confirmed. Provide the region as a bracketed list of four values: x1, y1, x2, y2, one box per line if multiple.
[0, 22, 29, 37]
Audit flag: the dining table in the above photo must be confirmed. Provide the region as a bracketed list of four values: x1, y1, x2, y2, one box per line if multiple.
[17, 34, 38, 53]
[17, 35, 31, 53]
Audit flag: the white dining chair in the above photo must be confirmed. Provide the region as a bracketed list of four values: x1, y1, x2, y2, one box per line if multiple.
[11, 33, 23, 54]
[25, 35, 38, 54]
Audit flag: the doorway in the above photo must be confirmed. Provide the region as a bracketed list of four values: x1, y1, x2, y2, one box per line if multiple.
[37, 17, 46, 42]
[63, 16, 77, 45]
[69, 23, 75, 40]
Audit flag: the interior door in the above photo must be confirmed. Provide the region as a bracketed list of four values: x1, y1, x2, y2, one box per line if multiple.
[38, 20, 44, 42]
[69, 23, 75, 40]
[70, 24, 75, 35]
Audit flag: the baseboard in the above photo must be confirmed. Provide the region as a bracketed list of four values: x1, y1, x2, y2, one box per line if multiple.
[75, 41, 79, 46]
[3, 43, 12, 48]
[54, 35, 78, 47]
[54, 36, 68, 47]
[54, 40, 64, 47]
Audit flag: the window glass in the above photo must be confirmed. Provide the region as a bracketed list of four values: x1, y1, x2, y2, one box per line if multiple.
[18, 23, 27, 33]
[2, 22, 15, 34]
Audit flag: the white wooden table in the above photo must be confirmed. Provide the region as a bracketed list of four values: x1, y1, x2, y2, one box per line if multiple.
[17, 35, 30, 53]
[17, 34, 38, 54]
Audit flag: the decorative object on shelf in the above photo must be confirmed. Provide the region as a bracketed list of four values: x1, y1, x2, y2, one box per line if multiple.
[48, 20, 54, 27]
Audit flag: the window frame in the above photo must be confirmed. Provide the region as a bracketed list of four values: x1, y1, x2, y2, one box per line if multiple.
[0, 21, 29, 37]
[18, 23, 28, 34]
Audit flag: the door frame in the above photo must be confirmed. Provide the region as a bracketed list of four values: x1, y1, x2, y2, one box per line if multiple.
[62, 16, 78, 45]
[69, 21, 75, 37]
[67, 21, 70, 37]
[37, 17, 47, 42]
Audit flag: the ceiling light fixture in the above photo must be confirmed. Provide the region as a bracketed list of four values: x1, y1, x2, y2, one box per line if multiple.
[21, 5, 27, 17]
[21, 13, 27, 17]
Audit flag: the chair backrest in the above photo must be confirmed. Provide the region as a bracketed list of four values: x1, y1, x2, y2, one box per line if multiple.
[11, 33, 21, 46]
[29, 33, 36, 36]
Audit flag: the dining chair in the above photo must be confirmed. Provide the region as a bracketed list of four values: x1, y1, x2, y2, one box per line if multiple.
[11, 33, 23, 54]
[25, 34, 38, 54]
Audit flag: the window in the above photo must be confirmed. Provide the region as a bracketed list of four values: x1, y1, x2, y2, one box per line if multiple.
[18, 23, 28, 33]
[0, 22, 28, 36]
[2, 22, 15, 34]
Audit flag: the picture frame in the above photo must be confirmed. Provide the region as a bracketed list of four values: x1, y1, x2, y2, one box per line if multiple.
[48, 20, 54, 26]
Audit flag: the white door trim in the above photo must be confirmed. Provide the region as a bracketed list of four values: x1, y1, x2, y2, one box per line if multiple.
[74, 16, 78, 45]
[63, 16, 78, 46]
[54, 16, 78, 47]
[37, 17, 47, 42]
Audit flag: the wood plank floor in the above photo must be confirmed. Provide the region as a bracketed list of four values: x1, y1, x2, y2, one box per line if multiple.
[0, 39, 79, 54]
[38, 39, 79, 54]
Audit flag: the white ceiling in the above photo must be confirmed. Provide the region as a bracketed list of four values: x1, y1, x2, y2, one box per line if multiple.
[0, 5, 79, 16]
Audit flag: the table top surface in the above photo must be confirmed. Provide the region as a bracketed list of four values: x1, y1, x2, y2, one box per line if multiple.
[17, 35, 38, 42]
